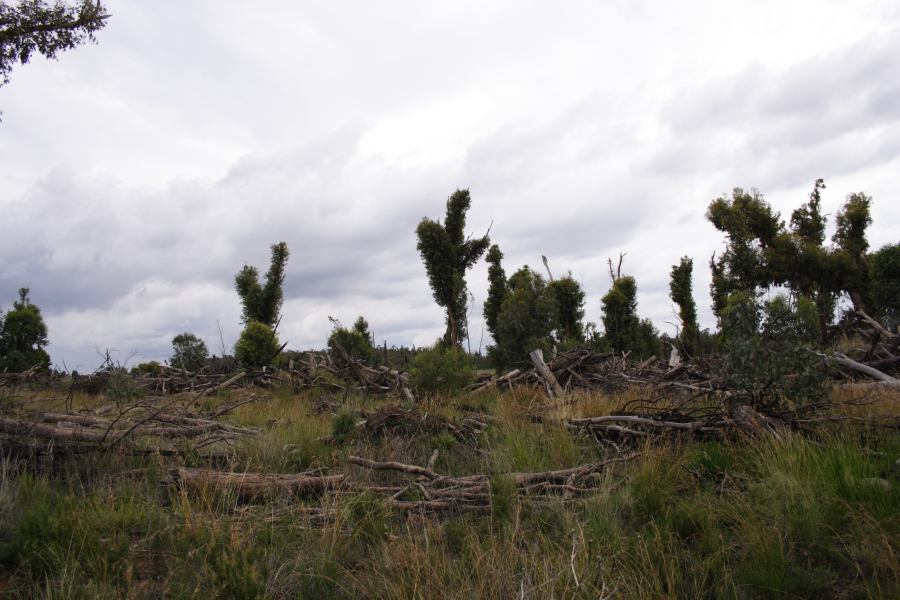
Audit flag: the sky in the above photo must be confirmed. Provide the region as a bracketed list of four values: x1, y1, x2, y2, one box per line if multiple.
[1, 0, 899, 372]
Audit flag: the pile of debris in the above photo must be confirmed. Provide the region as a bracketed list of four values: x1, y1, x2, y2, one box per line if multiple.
[0, 394, 259, 456]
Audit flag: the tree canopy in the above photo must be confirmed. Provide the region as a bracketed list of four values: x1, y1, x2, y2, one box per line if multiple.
[707, 180, 878, 331]
[415, 189, 490, 347]
[234, 242, 290, 328]
[0, 287, 50, 371]
[0, 0, 108, 88]
[669, 256, 699, 355]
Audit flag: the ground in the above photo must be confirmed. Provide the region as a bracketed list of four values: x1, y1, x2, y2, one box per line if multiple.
[0, 382, 898, 599]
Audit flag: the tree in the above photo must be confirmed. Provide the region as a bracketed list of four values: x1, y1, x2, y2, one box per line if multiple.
[482, 244, 507, 341]
[831, 192, 873, 313]
[169, 332, 208, 372]
[669, 256, 699, 355]
[867, 243, 900, 327]
[492, 267, 557, 369]
[415, 189, 490, 347]
[601, 275, 640, 354]
[706, 187, 782, 321]
[548, 274, 585, 345]
[599, 255, 661, 359]
[0, 287, 50, 371]
[1, 1, 108, 88]
[234, 242, 290, 328]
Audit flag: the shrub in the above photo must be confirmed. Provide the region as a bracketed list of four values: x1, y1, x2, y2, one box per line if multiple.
[234, 321, 280, 367]
[408, 344, 476, 395]
[718, 292, 828, 412]
[106, 369, 142, 404]
[327, 316, 375, 364]
[169, 332, 208, 371]
[130, 360, 161, 376]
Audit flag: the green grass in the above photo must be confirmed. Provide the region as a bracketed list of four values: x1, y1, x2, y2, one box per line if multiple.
[0, 387, 897, 598]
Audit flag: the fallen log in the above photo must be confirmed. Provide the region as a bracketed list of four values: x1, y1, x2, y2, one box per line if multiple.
[165, 468, 345, 499]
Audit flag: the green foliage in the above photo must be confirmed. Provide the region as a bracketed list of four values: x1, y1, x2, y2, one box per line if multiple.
[482, 244, 507, 341]
[169, 332, 208, 371]
[408, 343, 476, 395]
[327, 316, 375, 364]
[867, 243, 900, 325]
[0, 0, 108, 88]
[415, 189, 490, 347]
[600, 274, 660, 358]
[707, 181, 879, 327]
[234, 320, 280, 367]
[0, 288, 50, 372]
[129, 360, 161, 376]
[491, 267, 556, 369]
[331, 410, 358, 443]
[234, 241, 290, 328]
[105, 369, 142, 404]
[718, 292, 827, 412]
[669, 256, 699, 355]
[548, 273, 585, 344]
[205, 534, 268, 599]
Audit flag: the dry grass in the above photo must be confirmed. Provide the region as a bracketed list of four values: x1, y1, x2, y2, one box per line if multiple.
[0, 382, 897, 598]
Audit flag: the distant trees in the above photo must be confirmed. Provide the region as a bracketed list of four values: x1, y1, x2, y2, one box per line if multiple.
[415, 189, 490, 348]
[0, 0, 108, 88]
[169, 332, 208, 372]
[234, 242, 289, 367]
[0, 288, 50, 371]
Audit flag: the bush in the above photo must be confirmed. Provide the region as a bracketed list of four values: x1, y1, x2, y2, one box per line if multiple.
[130, 361, 161, 376]
[234, 321, 280, 367]
[327, 316, 375, 364]
[409, 344, 476, 395]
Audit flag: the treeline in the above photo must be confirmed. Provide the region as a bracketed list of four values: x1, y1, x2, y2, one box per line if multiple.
[0, 179, 896, 376]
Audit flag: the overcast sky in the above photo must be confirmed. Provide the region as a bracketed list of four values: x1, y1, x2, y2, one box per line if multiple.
[1, 0, 899, 371]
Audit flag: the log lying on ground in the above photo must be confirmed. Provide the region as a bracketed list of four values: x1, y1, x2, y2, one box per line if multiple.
[164, 468, 345, 499]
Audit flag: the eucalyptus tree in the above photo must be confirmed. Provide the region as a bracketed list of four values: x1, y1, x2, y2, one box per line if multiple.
[415, 189, 490, 347]
[483, 244, 506, 341]
[669, 256, 699, 354]
[234, 242, 290, 328]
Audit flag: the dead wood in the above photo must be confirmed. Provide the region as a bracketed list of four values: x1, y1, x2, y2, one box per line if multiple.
[164, 468, 345, 499]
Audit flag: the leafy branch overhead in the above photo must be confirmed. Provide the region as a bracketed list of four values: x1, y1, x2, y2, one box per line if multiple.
[0, 0, 109, 88]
